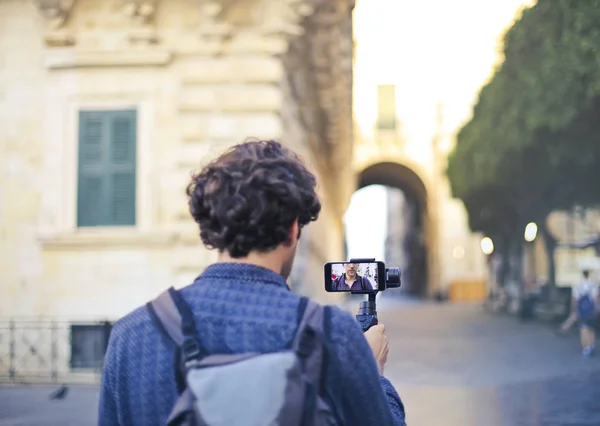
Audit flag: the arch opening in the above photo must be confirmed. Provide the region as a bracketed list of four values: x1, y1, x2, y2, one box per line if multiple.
[344, 162, 429, 296]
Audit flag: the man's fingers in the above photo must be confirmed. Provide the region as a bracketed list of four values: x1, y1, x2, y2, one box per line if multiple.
[372, 324, 386, 335]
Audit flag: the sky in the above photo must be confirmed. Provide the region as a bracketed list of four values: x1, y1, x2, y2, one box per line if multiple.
[344, 0, 535, 262]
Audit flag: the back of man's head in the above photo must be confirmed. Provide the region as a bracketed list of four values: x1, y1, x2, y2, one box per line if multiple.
[186, 140, 321, 258]
[583, 270, 590, 279]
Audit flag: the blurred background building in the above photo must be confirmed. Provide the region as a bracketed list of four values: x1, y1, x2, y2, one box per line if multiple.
[1, 0, 356, 380]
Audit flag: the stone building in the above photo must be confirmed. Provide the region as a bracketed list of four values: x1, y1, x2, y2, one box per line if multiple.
[1, 0, 356, 379]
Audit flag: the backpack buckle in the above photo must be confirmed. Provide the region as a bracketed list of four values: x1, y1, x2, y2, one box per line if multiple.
[182, 336, 202, 361]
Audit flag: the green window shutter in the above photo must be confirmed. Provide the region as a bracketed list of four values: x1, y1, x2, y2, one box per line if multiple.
[77, 111, 108, 227]
[107, 110, 137, 226]
[77, 109, 137, 227]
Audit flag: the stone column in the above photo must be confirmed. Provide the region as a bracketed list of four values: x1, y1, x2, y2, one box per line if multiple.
[278, 0, 356, 300]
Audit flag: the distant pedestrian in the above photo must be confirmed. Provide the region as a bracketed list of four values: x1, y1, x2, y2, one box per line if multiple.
[571, 270, 599, 357]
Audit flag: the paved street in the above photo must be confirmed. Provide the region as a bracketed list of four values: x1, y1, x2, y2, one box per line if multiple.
[1, 299, 600, 426]
[376, 296, 600, 426]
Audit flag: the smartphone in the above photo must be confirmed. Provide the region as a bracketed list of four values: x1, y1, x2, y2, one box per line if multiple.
[324, 261, 386, 293]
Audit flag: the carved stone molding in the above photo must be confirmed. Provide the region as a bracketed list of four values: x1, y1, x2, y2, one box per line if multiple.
[255, 0, 315, 37]
[33, 0, 74, 29]
[188, 0, 331, 56]
[33, 0, 77, 46]
[122, 0, 159, 44]
[44, 49, 173, 70]
[198, 2, 234, 39]
[122, 0, 157, 25]
[38, 230, 177, 250]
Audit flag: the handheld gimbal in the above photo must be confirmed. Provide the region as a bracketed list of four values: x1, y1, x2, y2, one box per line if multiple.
[349, 258, 401, 332]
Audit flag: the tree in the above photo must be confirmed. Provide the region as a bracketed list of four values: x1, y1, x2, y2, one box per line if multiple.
[447, 0, 600, 287]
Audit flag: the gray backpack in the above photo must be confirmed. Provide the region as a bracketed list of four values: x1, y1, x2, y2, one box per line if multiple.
[147, 287, 337, 426]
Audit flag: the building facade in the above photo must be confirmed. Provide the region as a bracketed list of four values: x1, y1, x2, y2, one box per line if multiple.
[1, 0, 356, 380]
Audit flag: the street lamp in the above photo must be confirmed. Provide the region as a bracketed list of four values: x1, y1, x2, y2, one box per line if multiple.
[481, 237, 494, 255]
[524, 222, 538, 242]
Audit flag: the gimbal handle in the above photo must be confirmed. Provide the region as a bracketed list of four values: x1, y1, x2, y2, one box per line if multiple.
[356, 292, 378, 332]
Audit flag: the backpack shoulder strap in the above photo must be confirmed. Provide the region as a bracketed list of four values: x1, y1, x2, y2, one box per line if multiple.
[291, 298, 327, 389]
[147, 287, 206, 361]
[147, 287, 185, 346]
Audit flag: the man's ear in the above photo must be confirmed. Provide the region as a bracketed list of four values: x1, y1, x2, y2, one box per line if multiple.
[285, 220, 300, 247]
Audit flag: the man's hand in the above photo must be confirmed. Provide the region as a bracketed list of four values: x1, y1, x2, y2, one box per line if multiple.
[364, 324, 389, 375]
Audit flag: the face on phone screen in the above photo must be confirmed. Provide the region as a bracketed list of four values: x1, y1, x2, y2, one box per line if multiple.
[326, 262, 382, 292]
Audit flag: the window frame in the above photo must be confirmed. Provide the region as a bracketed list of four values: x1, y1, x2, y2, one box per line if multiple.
[69, 322, 113, 371]
[55, 99, 155, 235]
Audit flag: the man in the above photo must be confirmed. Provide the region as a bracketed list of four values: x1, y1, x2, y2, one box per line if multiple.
[571, 270, 599, 357]
[333, 263, 375, 291]
[98, 140, 406, 425]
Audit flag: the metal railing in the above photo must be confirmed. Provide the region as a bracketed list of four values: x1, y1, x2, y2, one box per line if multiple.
[0, 320, 112, 384]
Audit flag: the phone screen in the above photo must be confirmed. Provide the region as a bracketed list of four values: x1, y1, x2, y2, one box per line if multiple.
[324, 261, 386, 293]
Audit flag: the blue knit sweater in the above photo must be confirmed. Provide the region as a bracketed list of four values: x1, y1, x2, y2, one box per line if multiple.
[98, 263, 406, 425]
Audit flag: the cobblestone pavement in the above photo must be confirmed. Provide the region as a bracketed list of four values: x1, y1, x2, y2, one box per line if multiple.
[2, 298, 599, 426]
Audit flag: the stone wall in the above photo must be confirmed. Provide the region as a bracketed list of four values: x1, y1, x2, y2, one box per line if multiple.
[0, 0, 48, 318]
[0, 0, 354, 322]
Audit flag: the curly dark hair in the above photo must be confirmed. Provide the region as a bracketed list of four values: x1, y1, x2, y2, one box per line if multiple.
[186, 139, 322, 258]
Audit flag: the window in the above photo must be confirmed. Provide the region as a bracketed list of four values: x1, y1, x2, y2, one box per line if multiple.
[70, 323, 112, 370]
[77, 109, 137, 227]
[376, 84, 397, 130]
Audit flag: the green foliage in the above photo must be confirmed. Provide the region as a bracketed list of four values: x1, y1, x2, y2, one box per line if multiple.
[447, 0, 600, 236]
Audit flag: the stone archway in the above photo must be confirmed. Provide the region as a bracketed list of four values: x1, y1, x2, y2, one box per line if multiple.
[356, 161, 434, 296]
